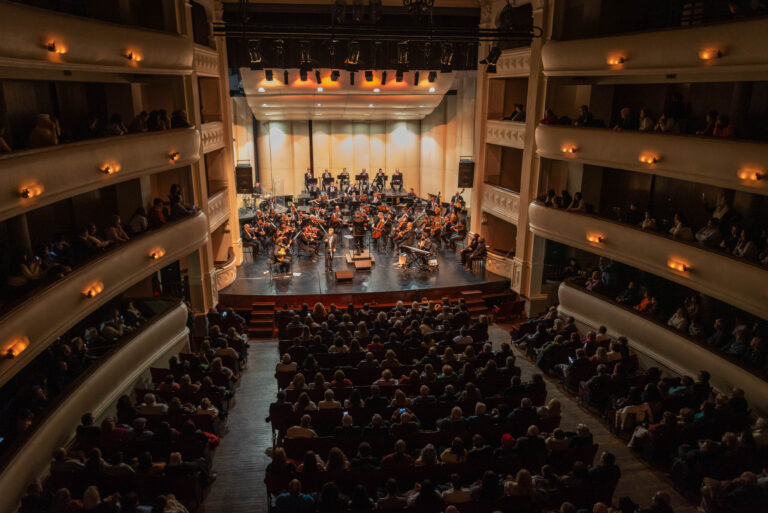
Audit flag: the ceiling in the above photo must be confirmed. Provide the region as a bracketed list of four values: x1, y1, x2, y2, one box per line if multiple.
[241, 68, 456, 120]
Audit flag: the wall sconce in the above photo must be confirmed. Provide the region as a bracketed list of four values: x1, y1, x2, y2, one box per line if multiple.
[2, 336, 29, 360]
[46, 41, 67, 54]
[19, 184, 43, 199]
[83, 282, 104, 298]
[606, 55, 625, 65]
[124, 50, 143, 62]
[639, 153, 660, 164]
[586, 234, 604, 244]
[560, 144, 578, 154]
[668, 260, 689, 273]
[169, 152, 180, 162]
[738, 168, 764, 181]
[149, 248, 166, 260]
[100, 163, 120, 175]
[698, 48, 723, 60]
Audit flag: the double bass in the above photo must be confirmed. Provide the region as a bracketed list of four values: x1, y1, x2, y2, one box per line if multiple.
[372, 217, 386, 239]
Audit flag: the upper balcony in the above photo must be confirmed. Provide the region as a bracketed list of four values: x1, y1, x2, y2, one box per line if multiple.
[535, 125, 768, 196]
[0, 128, 200, 223]
[558, 280, 768, 416]
[194, 44, 220, 78]
[528, 201, 768, 320]
[480, 183, 520, 226]
[485, 120, 526, 149]
[0, 2, 194, 75]
[542, 17, 768, 79]
[208, 187, 231, 231]
[492, 47, 531, 78]
[0, 213, 209, 387]
[201, 121, 226, 154]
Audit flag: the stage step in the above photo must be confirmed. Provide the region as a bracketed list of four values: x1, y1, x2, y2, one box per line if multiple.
[250, 311, 274, 320]
[252, 301, 276, 310]
[248, 328, 274, 339]
[249, 301, 276, 340]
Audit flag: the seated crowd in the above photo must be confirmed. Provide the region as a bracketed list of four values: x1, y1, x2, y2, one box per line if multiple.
[16, 319, 250, 513]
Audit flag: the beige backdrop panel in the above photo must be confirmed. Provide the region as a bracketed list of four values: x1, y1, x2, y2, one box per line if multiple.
[291, 121, 310, 193]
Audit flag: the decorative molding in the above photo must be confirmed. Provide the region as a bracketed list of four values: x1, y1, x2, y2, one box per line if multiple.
[201, 121, 225, 153]
[535, 125, 768, 197]
[481, 183, 520, 225]
[0, 2, 193, 75]
[528, 202, 768, 319]
[495, 47, 531, 77]
[486, 251, 514, 280]
[485, 120, 526, 149]
[215, 257, 237, 290]
[511, 257, 525, 293]
[194, 44, 219, 77]
[207, 188, 230, 230]
[558, 282, 768, 415]
[0, 214, 209, 387]
[0, 128, 200, 223]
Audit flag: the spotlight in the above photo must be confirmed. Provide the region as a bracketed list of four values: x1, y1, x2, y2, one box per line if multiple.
[300, 69, 308, 81]
[274, 39, 285, 68]
[413, 71, 419, 85]
[317, 87, 324, 92]
[350, 71, 355, 85]
[428, 71, 437, 82]
[247, 39, 263, 70]
[480, 44, 501, 73]
[330, 70, 340, 81]
[365, 70, 374, 82]
[345, 40, 360, 71]
[395, 70, 403, 82]
[381, 71, 387, 85]
[283, 70, 289, 84]
[257, 86, 266, 93]
[372, 87, 380, 92]
[299, 40, 312, 72]
[265, 69, 274, 81]
[440, 43, 454, 72]
[315, 70, 322, 84]
[397, 41, 410, 72]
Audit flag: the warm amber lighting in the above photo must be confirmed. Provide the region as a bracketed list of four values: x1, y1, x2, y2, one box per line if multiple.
[100, 163, 120, 175]
[124, 50, 143, 62]
[83, 282, 105, 298]
[19, 184, 43, 199]
[2, 336, 29, 360]
[169, 152, 180, 162]
[698, 48, 722, 60]
[606, 55, 625, 65]
[738, 168, 764, 181]
[586, 234, 604, 244]
[561, 144, 578, 154]
[668, 260, 689, 273]
[639, 153, 660, 164]
[46, 41, 67, 54]
[149, 247, 166, 260]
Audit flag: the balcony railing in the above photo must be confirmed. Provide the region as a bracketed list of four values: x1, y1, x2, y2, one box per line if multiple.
[542, 17, 768, 77]
[0, 300, 189, 508]
[528, 202, 768, 320]
[493, 47, 531, 77]
[535, 125, 768, 196]
[0, 128, 200, 223]
[208, 188, 230, 231]
[0, 213, 208, 386]
[194, 44, 220, 77]
[481, 183, 520, 226]
[485, 120, 526, 149]
[201, 121, 226, 154]
[558, 280, 768, 415]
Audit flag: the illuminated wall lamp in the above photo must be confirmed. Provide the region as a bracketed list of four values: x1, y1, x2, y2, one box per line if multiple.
[668, 260, 689, 273]
[2, 337, 29, 360]
[46, 41, 67, 54]
[124, 51, 143, 62]
[738, 169, 764, 181]
[20, 184, 43, 199]
[168, 152, 180, 162]
[606, 55, 625, 65]
[561, 145, 578, 154]
[639, 153, 660, 164]
[83, 282, 104, 298]
[149, 248, 166, 260]
[586, 234, 604, 244]
[100, 163, 119, 175]
[698, 48, 722, 61]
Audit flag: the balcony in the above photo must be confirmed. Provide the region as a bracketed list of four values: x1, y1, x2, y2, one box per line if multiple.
[208, 188, 230, 231]
[542, 17, 768, 78]
[558, 280, 768, 415]
[201, 121, 226, 154]
[493, 47, 531, 77]
[0, 213, 209, 386]
[535, 125, 768, 196]
[485, 120, 526, 149]
[480, 183, 520, 226]
[0, 300, 189, 505]
[0, 128, 200, 223]
[528, 202, 768, 319]
[0, 2, 193, 75]
[194, 44, 220, 77]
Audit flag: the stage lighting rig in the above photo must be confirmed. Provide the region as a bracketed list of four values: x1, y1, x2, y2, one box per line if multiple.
[247, 39, 263, 70]
[480, 44, 501, 73]
[345, 40, 360, 71]
[440, 42, 454, 72]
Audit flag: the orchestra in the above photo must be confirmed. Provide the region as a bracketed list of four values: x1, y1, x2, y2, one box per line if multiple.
[241, 169, 471, 276]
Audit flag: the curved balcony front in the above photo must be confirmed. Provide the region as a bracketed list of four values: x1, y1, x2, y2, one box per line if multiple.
[528, 202, 768, 320]
[0, 301, 189, 513]
[0, 2, 193, 74]
[485, 120, 526, 149]
[535, 125, 768, 196]
[0, 128, 200, 223]
[0, 213, 209, 387]
[201, 121, 226, 154]
[480, 184, 520, 226]
[558, 281, 768, 415]
[542, 18, 768, 78]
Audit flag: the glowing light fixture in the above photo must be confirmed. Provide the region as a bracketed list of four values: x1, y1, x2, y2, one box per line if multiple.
[168, 152, 180, 162]
[606, 55, 625, 65]
[738, 168, 764, 181]
[149, 248, 166, 260]
[639, 152, 660, 164]
[586, 234, 604, 244]
[257, 87, 266, 93]
[2, 336, 29, 360]
[699, 48, 723, 60]
[373, 87, 380, 93]
[368, 104, 374, 108]
[316, 103, 322, 107]
[83, 281, 105, 298]
[428, 86, 436, 93]
[124, 50, 143, 62]
[560, 144, 578, 154]
[20, 184, 43, 199]
[46, 41, 67, 54]
[100, 163, 119, 175]
[317, 86, 324, 92]
[668, 260, 689, 273]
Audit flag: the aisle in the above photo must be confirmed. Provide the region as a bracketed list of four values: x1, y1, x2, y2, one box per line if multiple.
[198, 341, 277, 513]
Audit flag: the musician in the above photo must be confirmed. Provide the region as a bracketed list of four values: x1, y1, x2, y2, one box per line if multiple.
[465, 237, 487, 271]
[449, 216, 467, 250]
[391, 168, 403, 192]
[338, 168, 350, 192]
[327, 183, 339, 198]
[407, 188, 416, 200]
[371, 213, 387, 251]
[418, 233, 436, 257]
[307, 182, 320, 199]
[359, 168, 369, 187]
[395, 222, 415, 251]
[374, 168, 386, 192]
[321, 169, 333, 191]
[351, 211, 367, 254]
[324, 228, 338, 272]
[253, 182, 264, 195]
[304, 168, 314, 191]
[460, 233, 480, 267]
[451, 189, 465, 207]
[273, 238, 291, 273]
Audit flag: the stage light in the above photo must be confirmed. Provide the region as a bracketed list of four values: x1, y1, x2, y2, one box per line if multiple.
[258, 86, 266, 93]
[413, 71, 419, 85]
[350, 71, 355, 85]
[373, 87, 380, 92]
[247, 39, 263, 70]
[480, 44, 501, 73]
[345, 40, 360, 71]
[428, 86, 435, 93]
[274, 39, 286, 68]
[283, 70, 289, 84]
[369, 103, 375, 108]
[428, 71, 437, 82]
[316, 103, 322, 107]
[330, 70, 340, 81]
[381, 71, 387, 85]
[315, 70, 322, 84]
[397, 41, 410, 72]
[395, 70, 403, 82]
[261, 103, 268, 107]
[440, 43, 454, 72]
[300, 69, 308, 81]
[299, 40, 312, 72]
[365, 70, 374, 82]
[265, 69, 274, 81]
[317, 86, 324, 92]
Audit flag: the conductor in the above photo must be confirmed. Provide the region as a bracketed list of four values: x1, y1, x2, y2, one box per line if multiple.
[351, 211, 367, 254]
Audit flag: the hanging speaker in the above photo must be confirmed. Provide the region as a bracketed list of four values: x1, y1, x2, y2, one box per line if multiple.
[457, 160, 475, 188]
[236, 164, 253, 194]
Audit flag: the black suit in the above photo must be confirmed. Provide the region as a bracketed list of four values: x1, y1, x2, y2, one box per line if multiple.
[324, 233, 338, 271]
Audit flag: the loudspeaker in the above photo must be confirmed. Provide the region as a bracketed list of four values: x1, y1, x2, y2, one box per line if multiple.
[235, 164, 253, 194]
[335, 270, 355, 281]
[458, 161, 475, 188]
